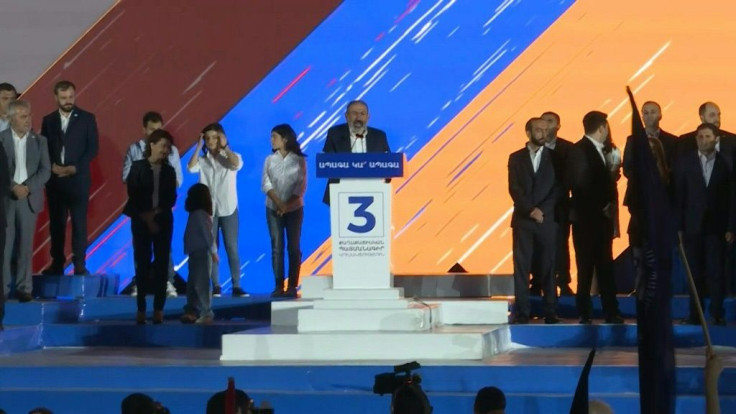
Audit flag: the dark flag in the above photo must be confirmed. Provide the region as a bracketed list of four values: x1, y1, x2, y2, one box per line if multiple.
[569, 348, 596, 414]
[626, 86, 676, 414]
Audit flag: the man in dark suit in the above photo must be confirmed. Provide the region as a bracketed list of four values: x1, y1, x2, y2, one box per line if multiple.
[677, 102, 736, 162]
[40, 80, 98, 275]
[0, 123, 9, 329]
[321, 100, 390, 204]
[508, 117, 559, 324]
[679, 102, 736, 297]
[540, 111, 575, 296]
[674, 123, 733, 326]
[1, 101, 50, 302]
[623, 101, 677, 246]
[569, 111, 623, 324]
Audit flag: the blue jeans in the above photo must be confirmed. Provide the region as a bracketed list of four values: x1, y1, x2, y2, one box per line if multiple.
[184, 249, 213, 318]
[211, 209, 241, 288]
[266, 207, 303, 289]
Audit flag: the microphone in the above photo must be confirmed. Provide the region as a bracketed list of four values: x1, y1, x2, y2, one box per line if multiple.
[351, 132, 366, 152]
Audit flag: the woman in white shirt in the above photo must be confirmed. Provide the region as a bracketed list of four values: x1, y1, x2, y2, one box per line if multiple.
[187, 123, 246, 297]
[262, 124, 306, 297]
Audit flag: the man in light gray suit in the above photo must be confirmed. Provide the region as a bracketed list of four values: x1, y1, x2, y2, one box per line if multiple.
[1, 100, 50, 302]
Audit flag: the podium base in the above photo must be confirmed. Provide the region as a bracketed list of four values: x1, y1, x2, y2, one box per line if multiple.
[220, 325, 511, 361]
[298, 302, 438, 332]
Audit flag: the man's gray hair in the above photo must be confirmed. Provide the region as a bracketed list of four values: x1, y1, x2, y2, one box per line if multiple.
[7, 99, 30, 118]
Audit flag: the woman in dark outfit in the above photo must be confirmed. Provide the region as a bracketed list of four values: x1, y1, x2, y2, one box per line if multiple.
[124, 129, 177, 324]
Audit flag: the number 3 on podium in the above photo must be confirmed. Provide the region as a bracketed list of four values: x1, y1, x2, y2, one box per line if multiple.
[347, 196, 376, 233]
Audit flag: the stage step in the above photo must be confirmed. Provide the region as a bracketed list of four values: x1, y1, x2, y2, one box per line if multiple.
[271, 298, 509, 327]
[1, 296, 272, 325]
[221, 325, 510, 361]
[300, 273, 515, 298]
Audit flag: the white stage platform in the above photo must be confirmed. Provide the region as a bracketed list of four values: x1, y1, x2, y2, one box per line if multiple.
[220, 325, 511, 361]
[221, 288, 510, 361]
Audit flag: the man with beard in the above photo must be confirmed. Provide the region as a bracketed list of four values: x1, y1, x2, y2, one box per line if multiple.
[508, 118, 559, 324]
[675, 123, 733, 326]
[624, 101, 677, 172]
[321, 100, 390, 204]
[536, 111, 575, 297]
[677, 102, 736, 162]
[569, 111, 623, 324]
[40, 80, 99, 275]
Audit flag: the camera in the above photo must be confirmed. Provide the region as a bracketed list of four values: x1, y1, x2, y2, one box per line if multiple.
[373, 361, 422, 395]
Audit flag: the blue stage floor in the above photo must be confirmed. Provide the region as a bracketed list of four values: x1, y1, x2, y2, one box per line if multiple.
[0, 295, 735, 413]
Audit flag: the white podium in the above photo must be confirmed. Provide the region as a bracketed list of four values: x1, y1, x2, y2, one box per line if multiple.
[298, 153, 436, 332]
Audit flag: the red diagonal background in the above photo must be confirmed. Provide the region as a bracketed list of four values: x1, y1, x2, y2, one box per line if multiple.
[21, 0, 342, 271]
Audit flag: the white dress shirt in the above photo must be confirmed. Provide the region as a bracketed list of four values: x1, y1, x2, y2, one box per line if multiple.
[261, 151, 307, 212]
[59, 110, 71, 164]
[585, 135, 606, 165]
[699, 151, 716, 186]
[527, 144, 543, 173]
[0, 118, 8, 132]
[11, 128, 29, 184]
[544, 138, 557, 150]
[350, 129, 368, 153]
[188, 149, 243, 217]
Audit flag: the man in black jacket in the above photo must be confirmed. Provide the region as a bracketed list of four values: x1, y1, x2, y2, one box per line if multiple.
[321, 100, 390, 205]
[569, 111, 623, 324]
[40, 80, 98, 275]
[677, 101, 736, 162]
[508, 117, 559, 324]
[541, 111, 575, 296]
[675, 123, 733, 326]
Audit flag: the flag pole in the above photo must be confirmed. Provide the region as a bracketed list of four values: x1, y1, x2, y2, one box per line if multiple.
[675, 231, 714, 354]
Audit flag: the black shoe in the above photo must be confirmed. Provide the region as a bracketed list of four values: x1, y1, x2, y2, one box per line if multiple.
[604, 314, 625, 324]
[559, 285, 574, 297]
[212, 285, 222, 297]
[271, 289, 285, 298]
[41, 264, 64, 275]
[512, 315, 529, 324]
[713, 317, 727, 326]
[283, 287, 298, 298]
[16, 291, 33, 303]
[680, 317, 699, 325]
[529, 287, 542, 296]
[544, 315, 560, 324]
[231, 287, 250, 297]
[579, 317, 592, 325]
[73, 267, 90, 276]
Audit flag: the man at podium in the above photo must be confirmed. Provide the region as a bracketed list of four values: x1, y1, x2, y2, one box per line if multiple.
[322, 100, 390, 204]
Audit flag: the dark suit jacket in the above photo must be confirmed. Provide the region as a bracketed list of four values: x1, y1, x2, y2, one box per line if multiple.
[508, 145, 559, 229]
[40, 106, 99, 183]
[0, 129, 51, 213]
[0, 142, 8, 229]
[123, 160, 177, 218]
[321, 123, 390, 204]
[622, 129, 677, 207]
[568, 137, 617, 235]
[548, 137, 574, 223]
[322, 124, 390, 153]
[674, 151, 734, 236]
